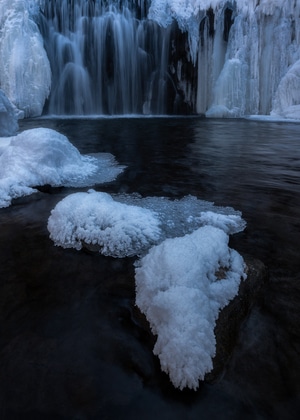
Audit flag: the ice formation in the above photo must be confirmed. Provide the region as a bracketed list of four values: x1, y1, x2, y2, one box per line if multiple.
[0, 89, 18, 136]
[135, 225, 247, 389]
[150, 0, 300, 119]
[48, 190, 162, 257]
[114, 193, 246, 238]
[0, 128, 124, 208]
[0, 0, 51, 117]
[271, 59, 300, 120]
[1, 0, 300, 118]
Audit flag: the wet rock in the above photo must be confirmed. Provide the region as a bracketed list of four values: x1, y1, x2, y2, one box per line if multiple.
[205, 256, 268, 383]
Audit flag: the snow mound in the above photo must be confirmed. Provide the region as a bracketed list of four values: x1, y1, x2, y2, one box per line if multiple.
[135, 225, 247, 390]
[0, 128, 124, 208]
[0, 89, 18, 136]
[48, 190, 162, 257]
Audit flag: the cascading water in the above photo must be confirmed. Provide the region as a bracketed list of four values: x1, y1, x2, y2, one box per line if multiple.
[2, 0, 300, 119]
[39, 0, 188, 115]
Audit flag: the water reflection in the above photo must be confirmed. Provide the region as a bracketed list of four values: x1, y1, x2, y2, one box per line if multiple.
[0, 117, 300, 418]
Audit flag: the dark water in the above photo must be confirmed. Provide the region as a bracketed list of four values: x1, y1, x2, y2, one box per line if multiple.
[1, 117, 300, 419]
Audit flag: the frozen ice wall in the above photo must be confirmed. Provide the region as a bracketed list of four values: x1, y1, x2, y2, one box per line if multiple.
[1, 0, 300, 119]
[0, 0, 51, 117]
[150, 0, 300, 119]
[0, 89, 19, 136]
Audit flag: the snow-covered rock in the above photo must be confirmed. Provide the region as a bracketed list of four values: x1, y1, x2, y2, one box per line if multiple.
[0, 128, 124, 208]
[135, 225, 247, 390]
[0, 0, 51, 117]
[48, 190, 162, 257]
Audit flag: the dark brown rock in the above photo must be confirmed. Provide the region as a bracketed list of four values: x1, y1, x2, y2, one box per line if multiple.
[205, 256, 268, 383]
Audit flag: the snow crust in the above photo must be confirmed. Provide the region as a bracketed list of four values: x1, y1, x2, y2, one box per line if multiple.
[0, 0, 51, 117]
[48, 190, 162, 257]
[0, 128, 124, 208]
[135, 225, 246, 389]
[0, 89, 19, 136]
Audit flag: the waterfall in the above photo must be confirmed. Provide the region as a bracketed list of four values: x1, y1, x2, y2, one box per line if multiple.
[39, 0, 190, 115]
[2, 1, 300, 119]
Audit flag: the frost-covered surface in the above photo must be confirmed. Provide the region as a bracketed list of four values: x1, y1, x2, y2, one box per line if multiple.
[135, 225, 247, 389]
[48, 190, 162, 257]
[48, 191, 246, 257]
[0, 89, 18, 136]
[0, 0, 51, 117]
[0, 128, 124, 208]
[115, 193, 246, 238]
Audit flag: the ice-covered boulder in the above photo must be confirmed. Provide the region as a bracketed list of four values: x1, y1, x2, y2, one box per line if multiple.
[0, 89, 18, 136]
[135, 225, 247, 390]
[0, 128, 125, 208]
[48, 190, 162, 258]
[0, 0, 51, 117]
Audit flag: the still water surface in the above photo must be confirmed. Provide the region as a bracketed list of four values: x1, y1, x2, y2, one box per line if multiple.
[0, 117, 300, 419]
